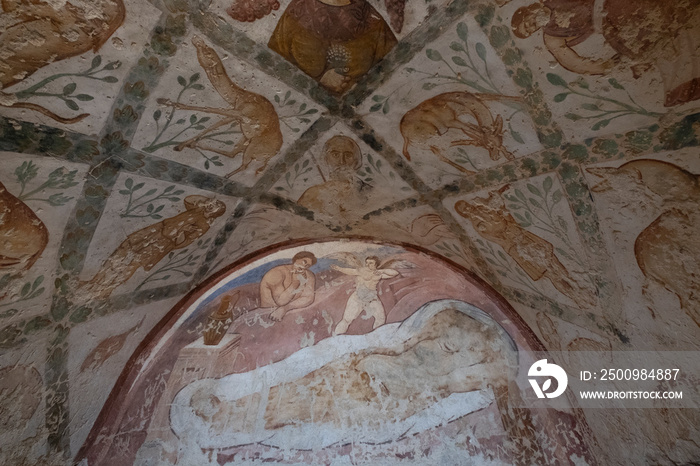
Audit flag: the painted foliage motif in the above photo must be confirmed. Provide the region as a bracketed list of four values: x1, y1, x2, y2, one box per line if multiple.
[80, 241, 596, 466]
[0, 0, 125, 123]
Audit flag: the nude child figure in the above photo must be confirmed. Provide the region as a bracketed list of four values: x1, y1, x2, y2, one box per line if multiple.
[332, 256, 399, 335]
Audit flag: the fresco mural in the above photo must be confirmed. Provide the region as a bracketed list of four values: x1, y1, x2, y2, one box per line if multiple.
[450, 179, 598, 312]
[0, 0, 160, 134]
[296, 135, 368, 220]
[511, 0, 700, 107]
[0, 0, 125, 123]
[67, 297, 182, 456]
[269, 124, 416, 228]
[0, 154, 87, 327]
[157, 36, 283, 177]
[0, 0, 699, 464]
[0, 180, 48, 276]
[267, 0, 399, 93]
[586, 158, 700, 328]
[79, 240, 596, 465]
[78, 195, 226, 300]
[400, 91, 516, 174]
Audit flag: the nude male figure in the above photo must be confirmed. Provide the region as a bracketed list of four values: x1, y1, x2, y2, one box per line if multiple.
[260, 251, 317, 321]
[332, 256, 399, 335]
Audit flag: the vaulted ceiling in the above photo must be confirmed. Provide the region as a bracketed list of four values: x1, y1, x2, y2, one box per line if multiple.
[1, 0, 699, 464]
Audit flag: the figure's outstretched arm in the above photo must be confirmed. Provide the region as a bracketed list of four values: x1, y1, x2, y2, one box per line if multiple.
[544, 34, 617, 76]
[331, 265, 360, 276]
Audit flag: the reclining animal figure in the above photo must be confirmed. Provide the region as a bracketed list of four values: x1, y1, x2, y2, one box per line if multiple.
[0, 0, 125, 123]
[400, 92, 519, 174]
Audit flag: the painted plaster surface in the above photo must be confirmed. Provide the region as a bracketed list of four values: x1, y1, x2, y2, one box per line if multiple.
[0, 0, 699, 464]
[83, 241, 595, 465]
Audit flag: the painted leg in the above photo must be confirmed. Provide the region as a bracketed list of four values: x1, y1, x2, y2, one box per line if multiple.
[333, 294, 363, 336]
[368, 300, 386, 329]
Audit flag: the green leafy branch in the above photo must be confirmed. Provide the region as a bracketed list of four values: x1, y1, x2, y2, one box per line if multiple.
[503, 177, 588, 272]
[119, 178, 184, 219]
[504, 178, 569, 243]
[13, 55, 120, 111]
[276, 91, 319, 133]
[452, 148, 479, 171]
[195, 148, 224, 171]
[368, 86, 401, 114]
[275, 159, 314, 193]
[134, 238, 211, 292]
[187, 121, 241, 170]
[0, 276, 45, 311]
[407, 22, 499, 95]
[476, 239, 545, 297]
[145, 113, 212, 153]
[144, 73, 222, 153]
[547, 74, 662, 130]
[434, 241, 471, 264]
[357, 153, 412, 192]
[14, 161, 78, 206]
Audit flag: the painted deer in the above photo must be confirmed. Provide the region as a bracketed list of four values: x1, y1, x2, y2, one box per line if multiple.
[400, 92, 518, 174]
[0, 0, 126, 123]
[158, 36, 283, 178]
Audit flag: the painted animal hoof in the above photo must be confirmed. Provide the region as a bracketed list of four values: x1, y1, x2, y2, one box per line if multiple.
[174, 140, 195, 152]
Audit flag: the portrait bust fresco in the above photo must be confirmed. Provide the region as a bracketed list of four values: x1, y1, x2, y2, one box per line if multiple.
[268, 0, 398, 93]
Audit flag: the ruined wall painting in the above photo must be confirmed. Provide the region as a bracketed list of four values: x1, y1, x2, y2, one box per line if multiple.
[0, 0, 125, 123]
[78, 195, 226, 300]
[131, 33, 319, 183]
[510, 0, 700, 107]
[0, 155, 86, 325]
[453, 184, 597, 309]
[535, 311, 612, 374]
[296, 135, 368, 221]
[0, 181, 48, 278]
[80, 317, 146, 372]
[394, 212, 457, 247]
[327, 252, 404, 334]
[0, 365, 43, 464]
[504, 0, 700, 139]
[587, 159, 700, 327]
[208, 205, 333, 275]
[79, 240, 596, 465]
